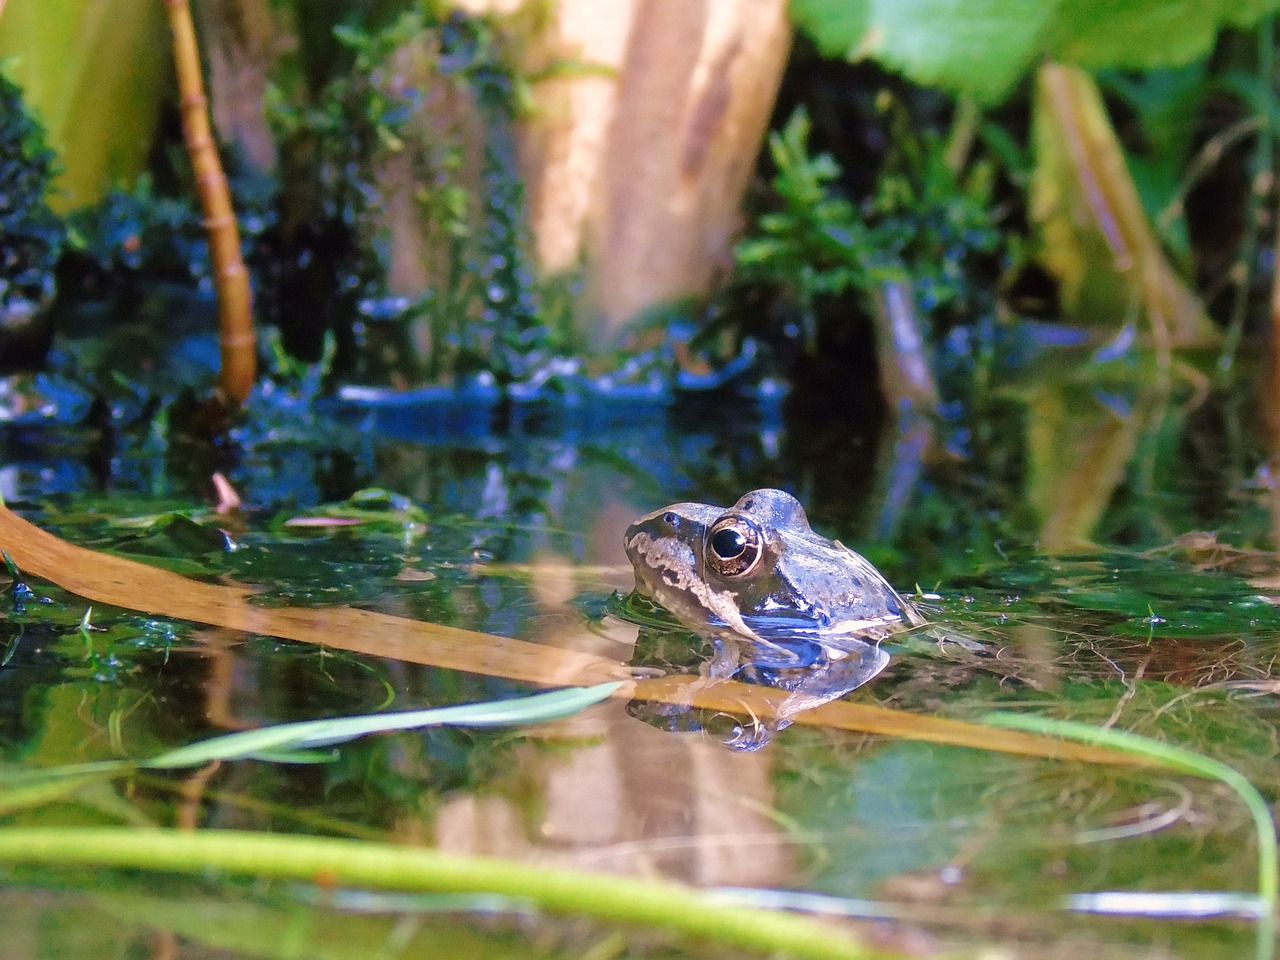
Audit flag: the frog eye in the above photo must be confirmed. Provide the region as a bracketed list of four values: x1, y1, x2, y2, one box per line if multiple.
[705, 515, 763, 578]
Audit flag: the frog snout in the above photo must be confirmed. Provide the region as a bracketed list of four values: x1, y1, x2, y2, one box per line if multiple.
[622, 523, 649, 578]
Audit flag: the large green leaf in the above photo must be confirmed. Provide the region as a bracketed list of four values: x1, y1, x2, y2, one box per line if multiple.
[792, 0, 1051, 102]
[0, 0, 170, 210]
[1043, 0, 1280, 70]
[791, 0, 1280, 102]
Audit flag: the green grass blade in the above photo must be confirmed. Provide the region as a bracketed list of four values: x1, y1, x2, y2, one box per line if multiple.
[146, 683, 622, 769]
[0, 827, 893, 960]
[985, 711, 1276, 960]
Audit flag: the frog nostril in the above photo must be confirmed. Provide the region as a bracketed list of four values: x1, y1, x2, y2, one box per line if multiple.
[662, 512, 678, 526]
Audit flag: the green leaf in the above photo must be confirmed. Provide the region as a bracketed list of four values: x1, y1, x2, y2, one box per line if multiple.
[0, 0, 170, 210]
[790, 0, 1056, 102]
[145, 684, 622, 769]
[790, 0, 1280, 103]
[0, 826, 881, 960]
[1043, 0, 1280, 70]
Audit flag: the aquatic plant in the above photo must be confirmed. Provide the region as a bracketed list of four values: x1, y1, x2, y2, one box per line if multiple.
[735, 107, 1000, 353]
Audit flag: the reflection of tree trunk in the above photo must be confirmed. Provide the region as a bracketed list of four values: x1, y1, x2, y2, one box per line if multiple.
[433, 517, 794, 886]
[1272, 214, 1280, 413]
[1271, 445, 1280, 556]
[200, 628, 257, 733]
[433, 706, 796, 887]
[863, 281, 939, 539]
[868, 280, 939, 417]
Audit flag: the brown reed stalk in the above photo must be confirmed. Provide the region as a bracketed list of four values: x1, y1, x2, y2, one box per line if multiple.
[165, 0, 256, 407]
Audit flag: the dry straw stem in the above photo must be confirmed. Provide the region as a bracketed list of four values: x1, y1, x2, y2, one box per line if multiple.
[0, 501, 1151, 767]
[165, 0, 256, 406]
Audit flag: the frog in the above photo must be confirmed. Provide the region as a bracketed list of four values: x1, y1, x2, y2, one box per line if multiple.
[622, 488, 921, 748]
[623, 487, 924, 653]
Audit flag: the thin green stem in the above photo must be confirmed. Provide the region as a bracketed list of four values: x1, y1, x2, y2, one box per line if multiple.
[0, 827, 896, 960]
[986, 712, 1276, 960]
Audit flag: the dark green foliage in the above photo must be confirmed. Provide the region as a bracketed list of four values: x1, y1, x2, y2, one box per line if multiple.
[52, 5, 548, 386]
[0, 71, 65, 310]
[734, 107, 1001, 350]
[65, 179, 227, 286]
[267, 6, 549, 381]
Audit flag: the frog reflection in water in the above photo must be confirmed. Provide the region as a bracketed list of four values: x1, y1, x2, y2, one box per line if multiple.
[624, 488, 923, 748]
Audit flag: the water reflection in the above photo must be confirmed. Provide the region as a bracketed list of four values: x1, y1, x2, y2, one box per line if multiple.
[625, 621, 890, 751]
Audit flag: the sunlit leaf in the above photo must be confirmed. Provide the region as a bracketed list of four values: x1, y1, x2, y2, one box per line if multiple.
[1043, 0, 1280, 71]
[791, 0, 1280, 104]
[792, 0, 1051, 103]
[0, 0, 170, 210]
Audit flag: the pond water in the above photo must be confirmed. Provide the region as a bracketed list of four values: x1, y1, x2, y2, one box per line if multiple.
[0, 377, 1277, 959]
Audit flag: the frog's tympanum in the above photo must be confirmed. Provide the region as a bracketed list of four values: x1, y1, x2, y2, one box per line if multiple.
[624, 489, 921, 748]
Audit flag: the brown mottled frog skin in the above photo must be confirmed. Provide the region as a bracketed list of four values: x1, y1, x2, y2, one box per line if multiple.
[624, 488, 922, 651]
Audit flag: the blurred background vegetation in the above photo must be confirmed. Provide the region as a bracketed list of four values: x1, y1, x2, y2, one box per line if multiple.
[2, 0, 1280, 555]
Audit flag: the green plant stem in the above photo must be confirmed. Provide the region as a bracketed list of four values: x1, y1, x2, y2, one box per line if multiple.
[0, 827, 895, 960]
[986, 712, 1277, 960]
[944, 96, 980, 175]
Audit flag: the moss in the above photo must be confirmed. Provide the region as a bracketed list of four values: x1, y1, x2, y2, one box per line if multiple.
[0, 70, 66, 310]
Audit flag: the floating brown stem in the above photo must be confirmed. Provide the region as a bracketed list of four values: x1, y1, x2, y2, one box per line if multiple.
[165, 0, 256, 407]
[0, 502, 1151, 768]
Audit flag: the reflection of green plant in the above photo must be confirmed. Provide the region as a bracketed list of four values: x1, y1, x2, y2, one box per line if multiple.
[0, 70, 65, 310]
